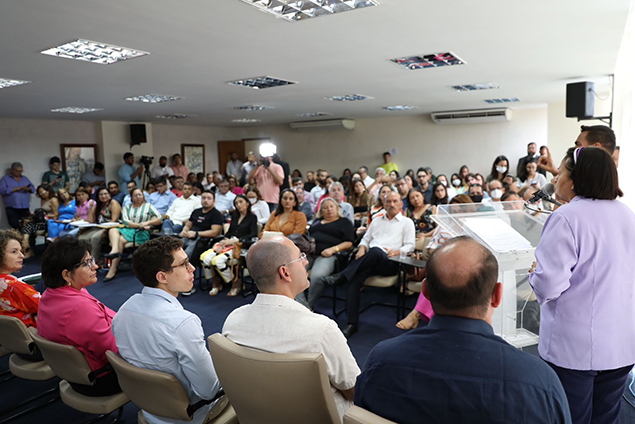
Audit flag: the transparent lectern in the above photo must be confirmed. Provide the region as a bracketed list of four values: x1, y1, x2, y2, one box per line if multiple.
[432, 201, 548, 348]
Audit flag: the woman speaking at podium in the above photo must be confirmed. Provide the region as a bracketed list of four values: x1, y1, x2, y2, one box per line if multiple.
[529, 147, 635, 424]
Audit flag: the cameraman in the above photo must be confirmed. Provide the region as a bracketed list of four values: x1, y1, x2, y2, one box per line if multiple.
[249, 155, 284, 212]
[118, 152, 143, 195]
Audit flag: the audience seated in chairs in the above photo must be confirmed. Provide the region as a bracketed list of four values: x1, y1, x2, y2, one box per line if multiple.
[323, 192, 415, 338]
[222, 236, 360, 421]
[77, 186, 122, 265]
[46, 188, 76, 242]
[59, 187, 96, 238]
[104, 187, 162, 282]
[292, 186, 314, 221]
[245, 187, 271, 225]
[21, 185, 58, 257]
[113, 237, 226, 424]
[262, 189, 307, 236]
[296, 198, 355, 310]
[405, 187, 437, 252]
[292, 177, 316, 211]
[200, 194, 258, 297]
[214, 180, 237, 216]
[38, 236, 122, 396]
[147, 176, 177, 216]
[161, 182, 201, 235]
[355, 236, 571, 424]
[347, 179, 372, 224]
[0, 230, 40, 328]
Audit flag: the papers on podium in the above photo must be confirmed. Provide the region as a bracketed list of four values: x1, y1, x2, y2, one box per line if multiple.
[463, 217, 532, 253]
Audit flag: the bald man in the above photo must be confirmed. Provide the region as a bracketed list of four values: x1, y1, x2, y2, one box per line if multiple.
[222, 236, 360, 421]
[355, 236, 571, 424]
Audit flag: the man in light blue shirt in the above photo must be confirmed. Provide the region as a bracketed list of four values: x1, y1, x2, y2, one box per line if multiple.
[118, 152, 142, 195]
[148, 177, 177, 215]
[112, 237, 227, 424]
[213, 180, 236, 215]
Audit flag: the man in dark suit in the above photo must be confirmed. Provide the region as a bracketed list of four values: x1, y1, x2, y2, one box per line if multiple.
[516, 142, 545, 176]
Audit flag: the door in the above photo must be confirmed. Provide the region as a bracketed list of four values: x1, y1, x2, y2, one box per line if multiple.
[217, 140, 245, 176]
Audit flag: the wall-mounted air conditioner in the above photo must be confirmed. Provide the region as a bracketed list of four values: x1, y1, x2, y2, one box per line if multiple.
[431, 108, 512, 125]
[290, 119, 355, 131]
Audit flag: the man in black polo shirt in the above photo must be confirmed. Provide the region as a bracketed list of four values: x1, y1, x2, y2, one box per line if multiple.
[355, 236, 571, 424]
[179, 190, 223, 294]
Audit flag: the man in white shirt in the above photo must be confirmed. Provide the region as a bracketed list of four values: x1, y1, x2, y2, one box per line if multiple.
[151, 156, 175, 187]
[323, 192, 415, 338]
[240, 152, 257, 186]
[225, 152, 243, 179]
[162, 182, 202, 235]
[113, 237, 227, 424]
[222, 236, 360, 421]
[310, 169, 328, 204]
[357, 166, 374, 188]
[214, 180, 236, 215]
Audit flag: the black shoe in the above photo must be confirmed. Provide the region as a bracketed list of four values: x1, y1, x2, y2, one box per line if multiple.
[342, 324, 358, 339]
[103, 252, 122, 259]
[181, 287, 196, 297]
[103, 274, 116, 282]
[323, 273, 346, 287]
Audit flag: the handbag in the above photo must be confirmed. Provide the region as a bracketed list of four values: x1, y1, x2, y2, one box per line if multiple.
[287, 233, 316, 256]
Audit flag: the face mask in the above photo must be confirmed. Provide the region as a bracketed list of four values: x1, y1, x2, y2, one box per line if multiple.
[452, 179, 461, 187]
[248, 198, 257, 205]
[490, 189, 503, 200]
[496, 166, 507, 174]
[470, 194, 483, 203]
[439, 180, 447, 187]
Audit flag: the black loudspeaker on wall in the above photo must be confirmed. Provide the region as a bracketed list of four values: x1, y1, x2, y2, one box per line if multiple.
[130, 124, 147, 146]
[566, 82, 595, 118]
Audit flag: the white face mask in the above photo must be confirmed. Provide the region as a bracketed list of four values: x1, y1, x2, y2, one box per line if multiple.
[248, 197, 257, 205]
[452, 178, 461, 187]
[439, 180, 447, 187]
[491, 189, 503, 199]
[496, 166, 507, 174]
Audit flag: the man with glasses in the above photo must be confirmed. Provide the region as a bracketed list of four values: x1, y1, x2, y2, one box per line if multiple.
[222, 236, 360, 421]
[113, 237, 228, 424]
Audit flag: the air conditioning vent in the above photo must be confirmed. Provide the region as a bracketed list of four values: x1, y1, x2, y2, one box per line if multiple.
[290, 119, 355, 131]
[431, 108, 512, 124]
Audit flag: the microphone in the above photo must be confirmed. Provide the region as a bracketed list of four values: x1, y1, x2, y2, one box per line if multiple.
[528, 183, 562, 206]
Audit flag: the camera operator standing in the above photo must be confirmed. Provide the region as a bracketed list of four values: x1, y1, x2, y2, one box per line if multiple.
[249, 154, 284, 212]
[118, 152, 143, 195]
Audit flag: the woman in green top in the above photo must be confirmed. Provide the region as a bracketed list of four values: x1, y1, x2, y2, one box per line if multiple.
[104, 188, 161, 281]
[41, 157, 70, 193]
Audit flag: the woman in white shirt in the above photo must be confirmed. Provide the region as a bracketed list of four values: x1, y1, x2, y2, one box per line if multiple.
[517, 159, 548, 189]
[246, 187, 270, 225]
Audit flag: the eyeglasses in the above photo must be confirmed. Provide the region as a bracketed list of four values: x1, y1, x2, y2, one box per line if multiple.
[73, 256, 97, 269]
[165, 258, 191, 272]
[278, 253, 307, 270]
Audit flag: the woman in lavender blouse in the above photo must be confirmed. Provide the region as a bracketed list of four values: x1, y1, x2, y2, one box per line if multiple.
[529, 147, 635, 424]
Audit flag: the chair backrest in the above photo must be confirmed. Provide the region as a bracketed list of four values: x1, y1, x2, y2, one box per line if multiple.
[106, 351, 192, 421]
[343, 405, 397, 424]
[0, 315, 36, 355]
[28, 327, 94, 385]
[207, 333, 340, 424]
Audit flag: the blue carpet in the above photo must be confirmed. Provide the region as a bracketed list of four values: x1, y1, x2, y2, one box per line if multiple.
[1, 250, 634, 423]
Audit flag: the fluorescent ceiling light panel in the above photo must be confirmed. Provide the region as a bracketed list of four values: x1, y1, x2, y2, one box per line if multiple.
[0, 78, 31, 89]
[391, 52, 464, 70]
[156, 114, 197, 119]
[126, 94, 182, 103]
[51, 107, 103, 114]
[326, 94, 373, 102]
[233, 105, 273, 111]
[240, 0, 378, 22]
[232, 119, 262, 123]
[41, 39, 149, 65]
[451, 82, 499, 91]
[484, 98, 520, 104]
[296, 112, 331, 117]
[229, 76, 296, 89]
[383, 105, 417, 111]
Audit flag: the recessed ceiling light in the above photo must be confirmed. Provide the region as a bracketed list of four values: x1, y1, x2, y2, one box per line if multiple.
[0, 78, 31, 89]
[51, 107, 103, 114]
[296, 112, 332, 118]
[126, 94, 182, 103]
[383, 105, 417, 111]
[484, 98, 520, 104]
[391, 52, 465, 70]
[229, 76, 296, 90]
[41, 39, 149, 65]
[232, 105, 273, 111]
[326, 94, 373, 102]
[232, 119, 262, 123]
[451, 82, 499, 91]
[239, 0, 378, 22]
[156, 114, 197, 119]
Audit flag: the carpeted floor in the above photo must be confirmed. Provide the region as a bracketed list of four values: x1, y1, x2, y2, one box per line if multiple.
[1, 248, 634, 423]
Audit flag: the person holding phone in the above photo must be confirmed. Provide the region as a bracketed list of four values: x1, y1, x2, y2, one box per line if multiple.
[516, 159, 547, 189]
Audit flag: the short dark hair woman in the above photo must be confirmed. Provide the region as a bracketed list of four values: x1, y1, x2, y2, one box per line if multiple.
[38, 237, 121, 396]
[529, 147, 634, 423]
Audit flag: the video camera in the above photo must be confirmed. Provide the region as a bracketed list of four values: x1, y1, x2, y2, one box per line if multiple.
[140, 155, 154, 168]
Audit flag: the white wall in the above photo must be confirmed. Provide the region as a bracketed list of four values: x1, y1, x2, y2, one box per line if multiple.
[237, 108, 548, 179]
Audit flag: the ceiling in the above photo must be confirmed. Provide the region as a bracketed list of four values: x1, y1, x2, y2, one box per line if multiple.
[0, 0, 630, 127]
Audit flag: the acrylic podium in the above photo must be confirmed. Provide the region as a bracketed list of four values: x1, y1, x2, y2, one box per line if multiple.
[432, 201, 547, 348]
